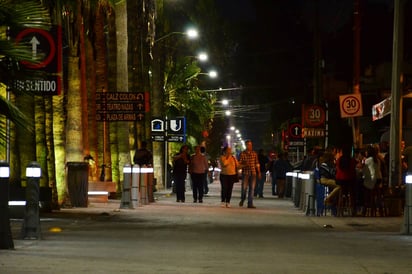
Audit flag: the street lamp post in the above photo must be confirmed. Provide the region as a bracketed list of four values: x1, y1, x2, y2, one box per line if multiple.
[154, 28, 199, 43]
[151, 28, 199, 190]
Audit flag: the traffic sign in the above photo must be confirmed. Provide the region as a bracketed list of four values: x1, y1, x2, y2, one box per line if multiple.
[96, 92, 146, 121]
[151, 135, 165, 142]
[289, 123, 302, 139]
[167, 135, 185, 142]
[13, 26, 62, 95]
[339, 94, 363, 118]
[151, 118, 165, 132]
[303, 128, 325, 138]
[302, 105, 325, 127]
[168, 117, 185, 135]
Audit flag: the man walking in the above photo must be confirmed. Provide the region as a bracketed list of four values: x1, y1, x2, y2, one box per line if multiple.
[239, 140, 261, 208]
[189, 146, 209, 203]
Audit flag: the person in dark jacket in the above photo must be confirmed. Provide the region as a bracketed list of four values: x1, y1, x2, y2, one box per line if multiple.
[272, 152, 292, 198]
[173, 145, 190, 202]
[255, 149, 269, 198]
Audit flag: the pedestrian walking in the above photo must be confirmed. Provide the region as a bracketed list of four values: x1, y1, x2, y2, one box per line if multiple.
[219, 146, 239, 208]
[133, 141, 153, 167]
[239, 140, 261, 208]
[173, 145, 190, 203]
[255, 149, 269, 198]
[272, 152, 293, 198]
[189, 145, 209, 203]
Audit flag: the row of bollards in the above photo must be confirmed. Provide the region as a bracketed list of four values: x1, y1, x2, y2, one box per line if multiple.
[0, 161, 42, 250]
[120, 164, 154, 209]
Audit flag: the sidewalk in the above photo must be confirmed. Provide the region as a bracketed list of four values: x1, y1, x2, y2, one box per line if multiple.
[1, 180, 410, 274]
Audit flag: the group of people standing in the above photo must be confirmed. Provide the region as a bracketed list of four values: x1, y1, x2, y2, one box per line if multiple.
[315, 143, 389, 216]
[172, 144, 209, 203]
[172, 140, 293, 209]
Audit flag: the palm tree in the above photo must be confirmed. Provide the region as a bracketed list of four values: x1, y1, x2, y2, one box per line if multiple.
[0, 0, 51, 137]
[0, 0, 51, 182]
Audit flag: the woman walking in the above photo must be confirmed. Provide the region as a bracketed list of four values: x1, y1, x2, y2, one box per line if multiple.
[219, 146, 239, 208]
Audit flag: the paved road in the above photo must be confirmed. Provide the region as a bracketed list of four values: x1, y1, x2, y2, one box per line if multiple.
[1, 181, 411, 273]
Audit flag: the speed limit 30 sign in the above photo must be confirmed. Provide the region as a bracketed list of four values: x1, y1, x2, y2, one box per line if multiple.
[339, 94, 363, 118]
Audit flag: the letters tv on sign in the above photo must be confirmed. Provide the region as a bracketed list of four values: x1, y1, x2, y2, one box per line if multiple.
[13, 26, 62, 95]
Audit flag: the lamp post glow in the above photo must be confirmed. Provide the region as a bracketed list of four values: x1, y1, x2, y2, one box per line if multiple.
[197, 52, 208, 62]
[0, 161, 13, 249]
[152, 27, 199, 191]
[186, 28, 198, 39]
[208, 70, 218, 78]
[155, 28, 199, 43]
[199, 70, 218, 79]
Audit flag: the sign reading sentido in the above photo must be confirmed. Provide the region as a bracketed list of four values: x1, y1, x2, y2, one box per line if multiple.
[96, 92, 146, 121]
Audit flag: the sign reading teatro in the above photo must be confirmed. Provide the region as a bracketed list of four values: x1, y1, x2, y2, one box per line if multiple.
[96, 92, 146, 121]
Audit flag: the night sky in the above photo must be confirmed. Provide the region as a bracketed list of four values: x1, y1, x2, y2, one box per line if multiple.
[213, 0, 401, 149]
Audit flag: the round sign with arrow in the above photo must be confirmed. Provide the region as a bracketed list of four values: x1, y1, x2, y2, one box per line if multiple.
[15, 28, 56, 69]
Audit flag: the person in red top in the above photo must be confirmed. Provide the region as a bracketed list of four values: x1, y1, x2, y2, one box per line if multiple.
[335, 144, 357, 184]
[332, 144, 357, 214]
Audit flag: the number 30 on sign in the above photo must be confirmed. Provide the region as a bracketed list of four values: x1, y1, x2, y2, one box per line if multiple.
[339, 94, 363, 118]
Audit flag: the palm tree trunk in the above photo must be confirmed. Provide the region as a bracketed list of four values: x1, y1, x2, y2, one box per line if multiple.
[53, 89, 66, 204]
[15, 94, 36, 184]
[86, 35, 98, 181]
[34, 96, 49, 188]
[95, 1, 111, 181]
[107, 5, 121, 189]
[45, 96, 60, 209]
[115, 1, 132, 194]
[66, 56, 84, 161]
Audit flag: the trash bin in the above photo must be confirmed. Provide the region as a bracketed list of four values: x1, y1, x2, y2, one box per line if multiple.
[67, 162, 89, 207]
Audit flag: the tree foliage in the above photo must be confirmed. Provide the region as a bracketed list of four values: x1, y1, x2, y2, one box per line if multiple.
[0, 0, 51, 146]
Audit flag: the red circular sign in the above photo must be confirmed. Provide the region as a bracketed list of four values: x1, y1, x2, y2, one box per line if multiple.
[15, 28, 56, 69]
[304, 105, 325, 127]
[289, 123, 302, 139]
[341, 95, 361, 116]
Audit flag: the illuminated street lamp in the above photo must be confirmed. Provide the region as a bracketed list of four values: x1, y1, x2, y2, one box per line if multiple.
[197, 52, 208, 62]
[152, 27, 199, 190]
[199, 70, 218, 79]
[155, 27, 199, 43]
[208, 70, 218, 78]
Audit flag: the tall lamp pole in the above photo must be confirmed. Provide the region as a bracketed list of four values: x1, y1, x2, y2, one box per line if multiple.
[389, 0, 408, 234]
[151, 28, 199, 189]
[352, 0, 361, 148]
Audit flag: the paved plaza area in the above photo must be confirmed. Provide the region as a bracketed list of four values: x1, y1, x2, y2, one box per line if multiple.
[1, 181, 411, 273]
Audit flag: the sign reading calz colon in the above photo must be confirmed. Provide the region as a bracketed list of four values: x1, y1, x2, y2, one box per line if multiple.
[96, 92, 146, 121]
